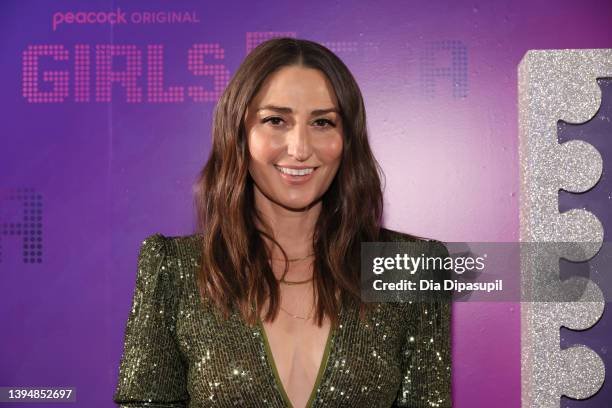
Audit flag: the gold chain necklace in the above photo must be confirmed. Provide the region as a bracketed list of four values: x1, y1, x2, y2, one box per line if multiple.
[268, 253, 315, 262]
[278, 276, 313, 285]
[279, 304, 314, 320]
[269, 253, 315, 285]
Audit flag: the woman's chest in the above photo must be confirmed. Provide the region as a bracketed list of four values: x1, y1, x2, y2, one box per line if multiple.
[259, 311, 333, 408]
[311, 305, 407, 407]
[175, 296, 408, 407]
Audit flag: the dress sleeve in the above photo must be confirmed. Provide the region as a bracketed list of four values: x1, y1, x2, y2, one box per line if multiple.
[393, 240, 452, 408]
[113, 234, 189, 408]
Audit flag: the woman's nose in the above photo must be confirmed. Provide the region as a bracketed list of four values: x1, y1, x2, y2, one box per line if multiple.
[286, 124, 312, 161]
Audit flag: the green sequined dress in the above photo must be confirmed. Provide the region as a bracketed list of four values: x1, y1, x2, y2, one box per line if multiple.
[112, 228, 452, 407]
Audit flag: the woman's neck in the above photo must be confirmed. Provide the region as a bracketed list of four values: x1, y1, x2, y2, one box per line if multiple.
[253, 185, 321, 259]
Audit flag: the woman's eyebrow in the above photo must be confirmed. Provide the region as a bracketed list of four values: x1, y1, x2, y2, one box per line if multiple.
[257, 105, 338, 116]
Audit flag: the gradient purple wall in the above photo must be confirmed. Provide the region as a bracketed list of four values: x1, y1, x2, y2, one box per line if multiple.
[1, 0, 611, 407]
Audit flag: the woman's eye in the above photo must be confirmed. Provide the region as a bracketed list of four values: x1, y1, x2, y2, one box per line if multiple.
[262, 117, 284, 126]
[261, 117, 335, 128]
[314, 119, 335, 128]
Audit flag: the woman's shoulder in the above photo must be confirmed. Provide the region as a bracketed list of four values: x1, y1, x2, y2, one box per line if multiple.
[379, 227, 449, 256]
[141, 232, 203, 258]
[379, 227, 422, 242]
[379, 226, 440, 244]
[137, 232, 204, 286]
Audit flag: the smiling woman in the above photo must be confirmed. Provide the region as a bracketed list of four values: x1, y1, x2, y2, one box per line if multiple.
[244, 65, 343, 211]
[113, 37, 451, 408]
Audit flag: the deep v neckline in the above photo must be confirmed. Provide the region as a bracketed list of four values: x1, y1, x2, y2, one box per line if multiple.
[256, 306, 340, 408]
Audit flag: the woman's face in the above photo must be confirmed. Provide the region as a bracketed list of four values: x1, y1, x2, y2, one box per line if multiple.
[244, 65, 343, 211]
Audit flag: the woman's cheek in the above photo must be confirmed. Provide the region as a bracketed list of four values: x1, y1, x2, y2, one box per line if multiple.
[320, 134, 343, 160]
[248, 131, 277, 161]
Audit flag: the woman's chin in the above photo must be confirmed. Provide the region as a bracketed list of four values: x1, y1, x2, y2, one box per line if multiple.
[275, 195, 320, 212]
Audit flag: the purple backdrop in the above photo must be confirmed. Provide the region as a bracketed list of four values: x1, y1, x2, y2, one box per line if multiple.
[1, 0, 611, 407]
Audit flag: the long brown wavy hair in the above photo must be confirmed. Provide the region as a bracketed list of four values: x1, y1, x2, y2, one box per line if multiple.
[193, 37, 407, 328]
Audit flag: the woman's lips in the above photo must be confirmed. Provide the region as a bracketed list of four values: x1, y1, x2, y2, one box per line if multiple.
[274, 165, 318, 185]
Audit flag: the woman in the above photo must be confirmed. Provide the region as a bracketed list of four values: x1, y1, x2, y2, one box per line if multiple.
[113, 37, 451, 408]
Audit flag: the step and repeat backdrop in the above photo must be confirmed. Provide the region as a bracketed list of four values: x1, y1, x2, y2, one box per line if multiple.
[1, 0, 611, 407]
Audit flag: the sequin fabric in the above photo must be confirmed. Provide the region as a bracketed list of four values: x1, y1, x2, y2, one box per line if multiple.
[113, 228, 451, 407]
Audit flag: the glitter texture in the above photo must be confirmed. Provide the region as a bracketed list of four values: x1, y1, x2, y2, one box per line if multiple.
[518, 49, 611, 407]
[113, 230, 451, 407]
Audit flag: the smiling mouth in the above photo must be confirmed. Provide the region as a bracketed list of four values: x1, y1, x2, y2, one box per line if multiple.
[274, 166, 317, 176]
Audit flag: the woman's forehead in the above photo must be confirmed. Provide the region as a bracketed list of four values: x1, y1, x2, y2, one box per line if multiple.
[251, 67, 339, 111]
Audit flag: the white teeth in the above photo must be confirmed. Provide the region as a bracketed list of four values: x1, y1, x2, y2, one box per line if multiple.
[276, 166, 315, 176]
